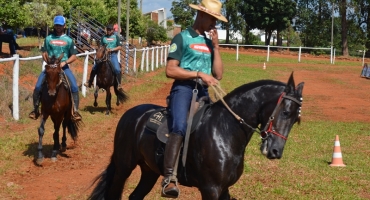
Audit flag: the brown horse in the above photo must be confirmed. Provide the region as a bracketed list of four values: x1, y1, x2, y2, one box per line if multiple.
[36, 53, 82, 165]
[92, 44, 128, 115]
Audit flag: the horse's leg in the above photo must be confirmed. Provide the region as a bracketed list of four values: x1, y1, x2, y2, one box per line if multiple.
[60, 119, 68, 152]
[36, 117, 47, 165]
[199, 186, 223, 200]
[51, 119, 62, 162]
[129, 163, 160, 200]
[94, 86, 99, 107]
[219, 188, 231, 200]
[105, 88, 112, 115]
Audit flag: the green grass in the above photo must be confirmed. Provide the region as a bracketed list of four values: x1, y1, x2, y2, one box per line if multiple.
[1, 50, 369, 199]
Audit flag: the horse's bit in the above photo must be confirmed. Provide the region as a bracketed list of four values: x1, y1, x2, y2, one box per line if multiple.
[260, 92, 302, 141]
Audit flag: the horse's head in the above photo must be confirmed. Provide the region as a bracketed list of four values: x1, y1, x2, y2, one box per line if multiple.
[95, 44, 107, 63]
[44, 53, 64, 96]
[259, 72, 304, 159]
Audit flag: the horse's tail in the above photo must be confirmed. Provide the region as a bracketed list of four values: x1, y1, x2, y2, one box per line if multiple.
[67, 120, 83, 141]
[88, 160, 116, 200]
[115, 87, 129, 104]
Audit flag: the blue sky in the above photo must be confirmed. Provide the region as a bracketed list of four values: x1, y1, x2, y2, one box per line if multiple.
[141, 0, 173, 19]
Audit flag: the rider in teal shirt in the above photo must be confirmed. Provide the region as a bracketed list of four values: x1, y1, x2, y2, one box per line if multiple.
[84, 24, 123, 91]
[29, 15, 81, 121]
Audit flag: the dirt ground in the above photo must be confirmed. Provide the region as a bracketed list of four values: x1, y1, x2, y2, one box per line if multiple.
[1, 43, 370, 199]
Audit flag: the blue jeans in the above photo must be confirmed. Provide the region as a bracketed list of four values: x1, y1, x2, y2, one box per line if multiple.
[167, 80, 209, 137]
[35, 64, 79, 93]
[92, 52, 121, 75]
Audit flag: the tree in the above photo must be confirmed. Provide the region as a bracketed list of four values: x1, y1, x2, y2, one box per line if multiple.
[171, 0, 198, 30]
[145, 19, 168, 45]
[241, 0, 296, 45]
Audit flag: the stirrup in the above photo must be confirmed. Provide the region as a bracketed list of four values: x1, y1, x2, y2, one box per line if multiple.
[29, 110, 39, 120]
[161, 178, 180, 198]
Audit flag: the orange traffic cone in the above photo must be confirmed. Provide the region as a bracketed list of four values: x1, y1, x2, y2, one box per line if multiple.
[329, 135, 346, 167]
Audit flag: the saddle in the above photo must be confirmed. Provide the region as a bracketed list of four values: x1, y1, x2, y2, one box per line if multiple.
[146, 96, 212, 143]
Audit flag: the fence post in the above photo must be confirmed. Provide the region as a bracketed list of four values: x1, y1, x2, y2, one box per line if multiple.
[141, 48, 146, 72]
[298, 46, 302, 63]
[151, 47, 155, 71]
[160, 46, 164, 66]
[164, 45, 168, 65]
[82, 51, 89, 97]
[236, 44, 239, 61]
[156, 46, 159, 68]
[125, 42, 129, 74]
[146, 47, 149, 72]
[330, 46, 333, 64]
[267, 45, 270, 62]
[362, 49, 366, 67]
[333, 48, 336, 64]
[42, 60, 46, 71]
[12, 54, 20, 120]
[133, 48, 137, 73]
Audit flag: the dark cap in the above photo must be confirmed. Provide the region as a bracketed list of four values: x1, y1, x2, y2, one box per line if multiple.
[106, 24, 113, 29]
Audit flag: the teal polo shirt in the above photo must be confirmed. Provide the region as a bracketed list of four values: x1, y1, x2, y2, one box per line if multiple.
[168, 27, 214, 75]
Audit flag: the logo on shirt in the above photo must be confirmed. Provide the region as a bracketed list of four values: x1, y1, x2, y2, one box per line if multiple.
[190, 44, 210, 53]
[50, 40, 67, 46]
[169, 43, 177, 53]
[106, 38, 115, 42]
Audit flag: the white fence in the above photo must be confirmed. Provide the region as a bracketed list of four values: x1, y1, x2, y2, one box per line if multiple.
[0, 45, 170, 120]
[3, 43, 366, 121]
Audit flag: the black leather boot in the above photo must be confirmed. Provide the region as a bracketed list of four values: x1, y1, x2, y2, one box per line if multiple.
[84, 69, 97, 88]
[29, 90, 41, 120]
[72, 92, 82, 121]
[161, 133, 183, 198]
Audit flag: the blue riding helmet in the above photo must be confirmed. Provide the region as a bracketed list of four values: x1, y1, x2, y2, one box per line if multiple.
[54, 16, 66, 25]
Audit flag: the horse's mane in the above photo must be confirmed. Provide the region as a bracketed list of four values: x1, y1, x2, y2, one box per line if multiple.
[227, 79, 286, 97]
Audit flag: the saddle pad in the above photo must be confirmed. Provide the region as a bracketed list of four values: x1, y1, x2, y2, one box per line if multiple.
[146, 103, 211, 143]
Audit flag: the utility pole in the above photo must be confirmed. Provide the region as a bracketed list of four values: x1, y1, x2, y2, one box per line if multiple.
[118, 0, 121, 35]
[331, 2, 334, 64]
[125, 0, 130, 74]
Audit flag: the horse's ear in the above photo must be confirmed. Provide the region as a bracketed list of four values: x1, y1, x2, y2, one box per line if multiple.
[285, 71, 295, 94]
[296, 82, 304, 97]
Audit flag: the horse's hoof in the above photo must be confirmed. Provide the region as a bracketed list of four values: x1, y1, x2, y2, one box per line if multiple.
[60, 146, 67, 152]
[116, 102, 120, 106]
[105, 111, 110, 115]
[36, 157, 44, 165]
[51, 150, 58, 162]
[94, 102, 98, 107]
[51, 157, 57, 162]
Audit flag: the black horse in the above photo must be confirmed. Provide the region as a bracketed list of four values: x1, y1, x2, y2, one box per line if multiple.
[88, 73, 304, 200]
[91, 44, 128, 115]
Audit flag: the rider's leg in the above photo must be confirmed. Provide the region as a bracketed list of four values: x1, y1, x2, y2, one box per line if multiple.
[161, 83, 194, 198]
[63, 66, 82, 121]
[84, 63, 97, 88]
[29, 71, 46, 120]
[110, 52, 123, 90]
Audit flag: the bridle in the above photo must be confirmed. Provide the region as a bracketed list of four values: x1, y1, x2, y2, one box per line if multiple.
[95, 46, 108, 64]
[45, 63, 63, 87]
[260, 92, 302, 141]
[210, 84, 302, 141]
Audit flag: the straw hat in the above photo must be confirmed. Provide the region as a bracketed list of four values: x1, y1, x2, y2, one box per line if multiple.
[189, 0, 228, 22]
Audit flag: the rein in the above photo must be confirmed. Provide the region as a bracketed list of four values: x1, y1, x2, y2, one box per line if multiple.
[210, 84, 302, 140]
